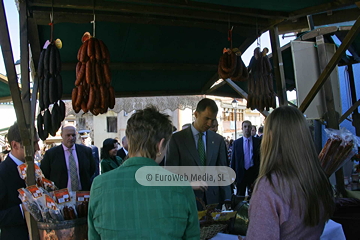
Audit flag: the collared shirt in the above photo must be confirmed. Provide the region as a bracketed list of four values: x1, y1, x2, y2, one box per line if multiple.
[62, 144, 82, 191]
[243, 136, 254, 168]
[190, 124, 207, 152]
[9, 152, 24, 166]
[122, 147, 128, 156]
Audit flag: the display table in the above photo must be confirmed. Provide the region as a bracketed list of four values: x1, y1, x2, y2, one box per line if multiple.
[210, 220, 345, 240]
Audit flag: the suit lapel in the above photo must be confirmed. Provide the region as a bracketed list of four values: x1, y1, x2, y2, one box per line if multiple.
[5, 156, 26, 188]
[183, 127, 201, 166]
[58, 145, 69, 180]
[74, 144, 83, 173]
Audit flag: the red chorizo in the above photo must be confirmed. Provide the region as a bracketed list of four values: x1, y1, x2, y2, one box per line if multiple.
[103, 63, 111, 84]
[109, 86, 115, 109]
[75, 85, 83, 108]
[80, 40, 89, 63]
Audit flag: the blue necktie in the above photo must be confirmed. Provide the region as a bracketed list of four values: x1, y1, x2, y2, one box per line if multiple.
[244, 138, 251, 170]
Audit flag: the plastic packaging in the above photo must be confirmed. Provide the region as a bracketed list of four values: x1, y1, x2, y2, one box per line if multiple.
[319, 128, 359, 177]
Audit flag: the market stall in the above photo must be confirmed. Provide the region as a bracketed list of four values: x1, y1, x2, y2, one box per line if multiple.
[1, 0, 360, 239]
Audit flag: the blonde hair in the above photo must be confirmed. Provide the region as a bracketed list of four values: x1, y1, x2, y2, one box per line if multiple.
[257, 106, 333, 226]
[126, 106, 173, 160]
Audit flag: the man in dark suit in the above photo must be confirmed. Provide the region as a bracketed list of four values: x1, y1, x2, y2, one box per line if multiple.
[166, 98, 231, 209]
[231, 120, 261, 196]
[0, 122, 40, 239]
[40, 124, 95, 191]
[79, 130, 100, 181]
[257, 126, 263, 140]
[116, 136, 128, 160]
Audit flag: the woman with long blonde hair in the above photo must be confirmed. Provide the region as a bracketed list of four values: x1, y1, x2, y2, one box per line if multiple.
[245, 106, 334, 239]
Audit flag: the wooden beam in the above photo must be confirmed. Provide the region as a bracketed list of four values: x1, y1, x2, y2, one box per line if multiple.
[224, 79, 248, 98]
[339, 99, 360, 123]
[347, 63, 360, 136]
[289, 0, 358, 20]
[20, 0, 31, 126]
[62, 62, 218, 71]
[301, 26, 339, 40]
[201, 73, 220, 93]
[29, 2, 271, 26]
[299, 16, 360, 113]
[0, 73, 7, 84]
[29, 0, 287, 20]
[278, 7, 360, 34]
[0, 96, 12, 103]
[32, 10, 260, 36]
[1, 4, 39, 239]
[224, 79, 269, 117]
[104, 0, 289, 19]
[269, 26, 287, 106]
[28, 18, 42, 71]
[205, 80, 227, 94]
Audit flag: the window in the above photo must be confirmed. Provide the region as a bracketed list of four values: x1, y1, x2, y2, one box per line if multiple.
[78, 118, 86, 130]
[107, 117, 117, 133]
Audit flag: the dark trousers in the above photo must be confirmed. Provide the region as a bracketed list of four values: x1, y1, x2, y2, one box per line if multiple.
[236, 166, 258, 196]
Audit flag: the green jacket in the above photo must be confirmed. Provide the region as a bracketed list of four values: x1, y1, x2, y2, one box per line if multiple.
[100, 156, 123, 174]
[88, 157, 200, 240]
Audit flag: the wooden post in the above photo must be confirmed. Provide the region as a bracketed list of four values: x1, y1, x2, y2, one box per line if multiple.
[0, 0, 39, 238]
[347, 64, 360, 136]
[269, 26, 288, 106]
[315, 35, 346, 197]
[224, 79, 269, 117]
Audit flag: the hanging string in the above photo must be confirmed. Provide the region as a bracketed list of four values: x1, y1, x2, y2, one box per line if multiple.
[228, 26, 233, 50]
[227, 18, 233, 49]
[91, 0, 96, 37]
[49, 0, 54, 42]
[256, 19, 261, 49]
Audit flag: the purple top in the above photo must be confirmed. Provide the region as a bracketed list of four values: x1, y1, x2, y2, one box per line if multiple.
[245, 174, 325, 240]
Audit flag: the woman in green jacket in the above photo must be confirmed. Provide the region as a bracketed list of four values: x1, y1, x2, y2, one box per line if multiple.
[100, 138, 123, 174]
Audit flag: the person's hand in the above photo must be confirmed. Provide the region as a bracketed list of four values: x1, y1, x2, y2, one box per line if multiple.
[190, 180, 208, 192]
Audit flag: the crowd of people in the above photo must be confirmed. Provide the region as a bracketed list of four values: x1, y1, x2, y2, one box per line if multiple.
[0, 98, 334, 240]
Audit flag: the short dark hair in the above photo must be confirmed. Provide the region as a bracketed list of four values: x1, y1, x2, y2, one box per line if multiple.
[258, 126, 264, 133]
[126, 106, 173, 160]
[7, 122, 22, 148]
[196, 98, 218, 113]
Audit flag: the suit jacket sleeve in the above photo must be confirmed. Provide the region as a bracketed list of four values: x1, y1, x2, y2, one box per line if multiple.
[218, 138, 231, 200]
[88, 179, 101, 240]
[0, 176, 25, 228]
[40, 148, 52, 179]
[88, 147, 96, 177]
[165, 134, 180, 166]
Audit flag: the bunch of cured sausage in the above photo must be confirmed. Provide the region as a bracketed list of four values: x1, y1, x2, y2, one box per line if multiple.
[218, 48, 248, 81]
[247, 47, 276, 112]
[37, 42, 66, 141]
[319, 136, 354, 177]
[72, 37, 115, 115]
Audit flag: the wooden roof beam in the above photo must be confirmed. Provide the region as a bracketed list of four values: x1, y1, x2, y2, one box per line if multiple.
[29, 1, 272, 26]
[107, 0, 289, 19]
[29, 0, 288, 19]
[278, 7, 360, 34]
[32, 10, 267, 36]
[289, 0, 358, 20]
